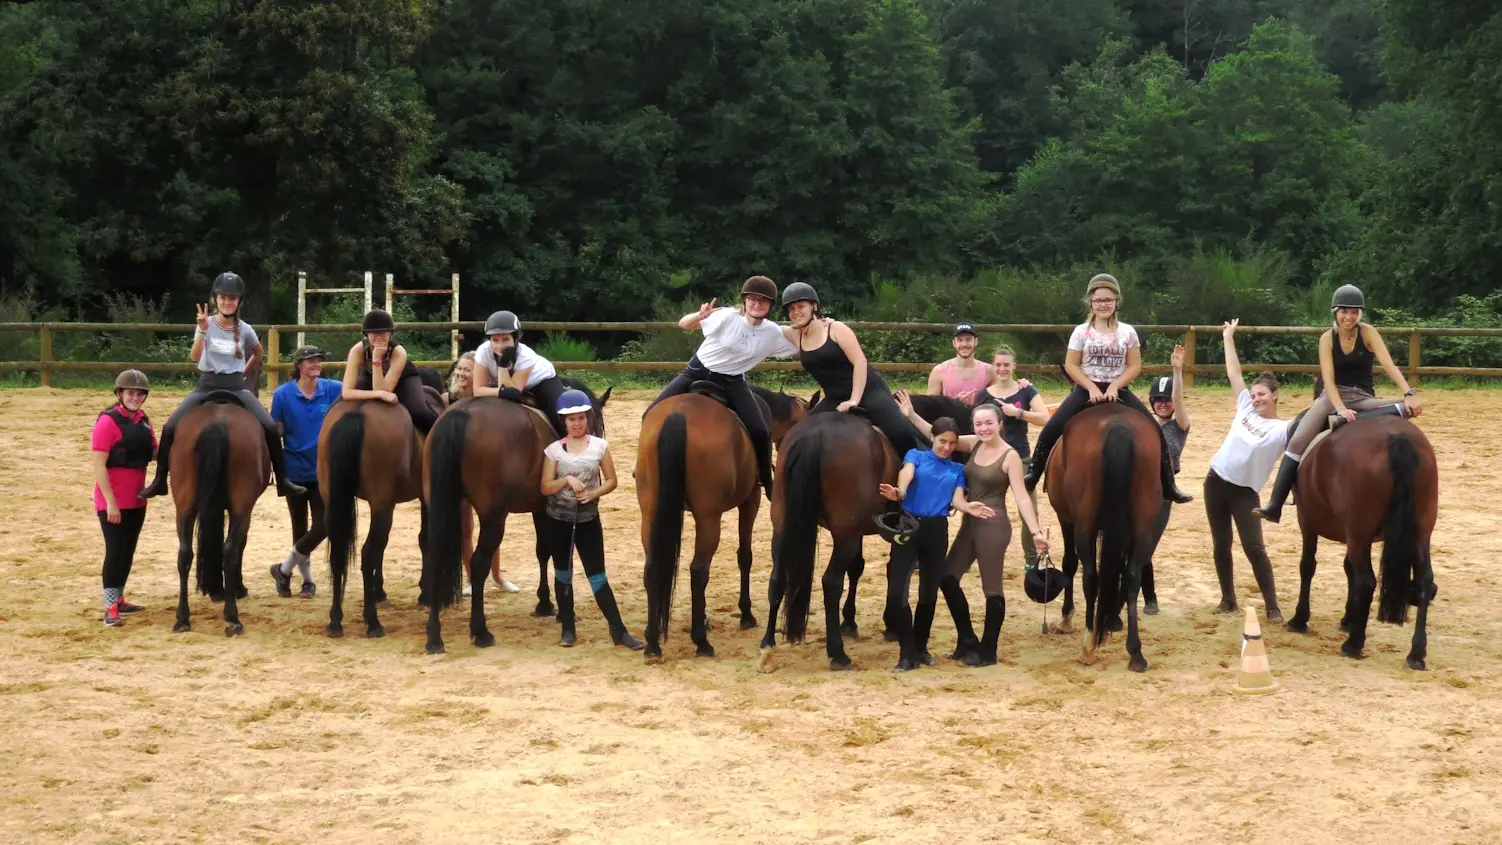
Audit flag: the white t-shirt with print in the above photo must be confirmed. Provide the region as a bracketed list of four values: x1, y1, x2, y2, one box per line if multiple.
[474, 340, 557, 388]
[195, 318, 259, 374]
[693, 307, 799, 376]
[1209, 389, 1292, 491]
[1068, 321, 1140, 384]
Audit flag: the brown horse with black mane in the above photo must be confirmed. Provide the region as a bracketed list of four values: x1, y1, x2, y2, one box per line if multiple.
[1285, 414, 1438, 668]
[636, 383, 810, 662]
[1045, 402, 1162, 671]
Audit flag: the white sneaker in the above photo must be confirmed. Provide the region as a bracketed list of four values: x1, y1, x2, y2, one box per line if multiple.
[498, 578, 520, 594]
[462, 583, 473, 597]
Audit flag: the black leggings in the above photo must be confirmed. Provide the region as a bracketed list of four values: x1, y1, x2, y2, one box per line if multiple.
[163, 373, 278, 438]
[813, 376, 930, 455]
[99, 508, 147, 590]
[885, 515, 949, 659]
[358, 370, 440, 435]
[649, 360, 770, 443]
[286, 481, 327, 556]
[528, 376, 569, 437]
[1032, 383, 1154, 463]
[543, 515, 607, 588]
[1203, 469, 1280, 613]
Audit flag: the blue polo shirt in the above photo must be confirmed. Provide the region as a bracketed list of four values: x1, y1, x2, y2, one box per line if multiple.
[901, 448, 966, 518]
[270, 378, 343, 484]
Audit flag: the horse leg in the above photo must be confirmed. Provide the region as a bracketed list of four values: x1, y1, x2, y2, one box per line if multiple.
[1077, 526, 1100, 663]
[1407, 542, 1435, 670]
[823, 536, 860, 671]
[1125, 539, 1151, 672]
[1286, 528, 1319, 633]
[1056, 523, 1077, 634]
[1339, 555, 1354, 632]
[689, 513, 720, 658]
[757, 531, 788, 673]
[173, 516, 195, 633]
[842, 551, 863, 637]
[532, 511, 554, 618]
[362, 507, 393, 638]
[1341, 541, 1376, 659]
[737, 493, 759, 630]
[470, 516, 506, 648]
[221, 514, 249, 637]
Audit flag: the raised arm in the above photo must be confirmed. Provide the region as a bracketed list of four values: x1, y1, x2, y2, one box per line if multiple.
[1222, 320, 1247, 398]
[1170, 343, 1190, 429]
[678, 298, 718, 330]
[895, 390, 979, 450]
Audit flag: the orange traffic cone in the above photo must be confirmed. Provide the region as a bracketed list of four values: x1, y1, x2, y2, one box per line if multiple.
[1234, 607, 1280, 696]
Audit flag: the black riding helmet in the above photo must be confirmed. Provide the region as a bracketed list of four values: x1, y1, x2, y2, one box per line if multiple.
[361, 309, 396, 333]
[1330, 284, 1365, 312]
[484, 310, 523, 341]
[781, 282, 819, 312]
[1149, 375, 1173, 403]
[1024, 561, 1068, 604]
[212, 272, 246, 316]
[873, 512, 919, 545]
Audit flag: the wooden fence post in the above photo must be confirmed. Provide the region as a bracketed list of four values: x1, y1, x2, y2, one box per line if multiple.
[1183, 329, 1196, 389]
[1408, 332, 1421, 389]
[267, 327, 280, 392]
[39, 325, 53, 387]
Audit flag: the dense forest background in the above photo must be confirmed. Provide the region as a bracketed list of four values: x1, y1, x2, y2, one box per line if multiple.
[1, 0, 1499, 368]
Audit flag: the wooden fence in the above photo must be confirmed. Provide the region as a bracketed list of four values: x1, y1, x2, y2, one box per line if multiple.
[3, 320, 1501, 391]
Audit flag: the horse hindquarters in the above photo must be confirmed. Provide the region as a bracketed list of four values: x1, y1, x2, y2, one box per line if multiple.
[324, 411, 367, 638]
[421, 409, 471, 654]
[642, 412, 688, 662]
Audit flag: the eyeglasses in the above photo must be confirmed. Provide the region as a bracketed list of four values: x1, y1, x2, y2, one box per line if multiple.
[1090, 298, 1118, 306]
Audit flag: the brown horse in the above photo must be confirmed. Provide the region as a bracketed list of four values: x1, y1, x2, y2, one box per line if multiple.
[319, 399, 427, 639]
[757, 411, 899, 672]
[168, 395, 270, 636]
[1045, 403, 1162, 671]
[420, 387, 609, 654]
[1285, 415, 1438, 668]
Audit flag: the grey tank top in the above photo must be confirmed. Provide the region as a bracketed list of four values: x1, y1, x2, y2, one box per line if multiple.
[1160, 419, 1187, 474]
[964, 445, 1013, 511]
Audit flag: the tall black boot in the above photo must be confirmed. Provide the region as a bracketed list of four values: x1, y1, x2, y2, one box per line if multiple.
[140, 424, 176, 498]
[940, 577, 978, 661]
[264, 430, 307, 498]
[1160, 453, 1193, 504]
[911, 601, 937, 666]
[592, 583, 644, 650]
[1022, 450, 1049, 492]
[556, 579, 577, 647]
[1252, 455, 1300, 523]
[964, 595, 1005, 667]
[753, 432, 775, 501]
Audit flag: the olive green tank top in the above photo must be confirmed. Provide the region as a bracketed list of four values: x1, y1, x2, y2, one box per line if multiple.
[964, 444, 1013, 511]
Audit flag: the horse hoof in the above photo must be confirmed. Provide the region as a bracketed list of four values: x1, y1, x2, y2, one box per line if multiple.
[644, 648, 664, 665]
[882, 629, 899, 643]
[1129, 656, 1149, 673]
[1214, 601, 1238, 615]
[533, 601, 554, 618]
[829, 656, 854, 672]
[893, 658, 920, 673]
[374, 591, 388, 604]
[840, 621, 860, 638]
[917, 652, 936, 667]
[1406, 656, 1427, 671]
[1340, 642, 1365, 660]
[559, 630, 577, 648]
[225, 623, 243, 638]
[757, 647, 775, 674]
[1285, 619, 1309, 634]
[425, 641, 445, 655]
[366, 624, 385, 639]
[1265, 610, 1285, 625]
[327, 624, 344, 638]
[739, 615, 758, 631]
[1144, 600, 1160, 616]
[1338, 619, 1351, 633]
[472, 631, 496, 648]
[695, 643, 716, 659]
[172, 622, 191, 633]
[1108, 617, 1124, 633]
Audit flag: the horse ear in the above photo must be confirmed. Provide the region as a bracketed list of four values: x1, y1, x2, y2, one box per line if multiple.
[598, 385, 613, 407]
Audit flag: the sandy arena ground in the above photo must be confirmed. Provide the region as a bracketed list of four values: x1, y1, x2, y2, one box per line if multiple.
[2, 386, 1500, 843]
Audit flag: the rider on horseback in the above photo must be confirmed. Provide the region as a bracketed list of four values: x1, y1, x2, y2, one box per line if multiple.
[473, 310, 570, 437]
[784, 282, 930, 454]
[1254, 284, 1423, 523]
[647, 275, 799, 500]
[339, 309, 441, 436]
[141, 272, 305, 499]
[1021, 273, 1193, 504]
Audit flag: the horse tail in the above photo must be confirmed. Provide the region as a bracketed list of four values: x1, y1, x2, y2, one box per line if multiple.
[324, 410, 366, 609]
[1378, 433, 1420, 625]
[645, 412, 689, 639]
[192, 421, 231, 596]
[1095, 421, 1135, 649]
[422, 407, 469, 610]
[779, 426, 826, 643]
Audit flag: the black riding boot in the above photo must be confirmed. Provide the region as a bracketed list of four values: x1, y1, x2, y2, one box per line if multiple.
[1022, 451, 1047, 492]
[1159, 451, 1192, 503]
[556, 580, 577, 647]
[264, 429, 307, 498]
[940, 577, 978, 661]
[753, 432, 776, 501]
[963, 595, 1005, 667]
[1253, 455, 1300, 523]
[911, 601, 938, 666]
[140, 424, 176, 498]
[592, 583, 645, 650]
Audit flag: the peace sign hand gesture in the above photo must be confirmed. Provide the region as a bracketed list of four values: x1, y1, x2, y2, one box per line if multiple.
[196, 303, 211, 331]
[698, 298, 719, 320]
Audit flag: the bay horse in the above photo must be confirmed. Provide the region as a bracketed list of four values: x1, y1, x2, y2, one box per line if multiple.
[1284, 415, 1438, 668]
[636, 383, 811, 662]
[757, 411, 900, 672]
[1044, 403, 1162, 672]
[420, 387, 609, 654]
[319, 398, 427, 639]
[168, 395, 269, 636]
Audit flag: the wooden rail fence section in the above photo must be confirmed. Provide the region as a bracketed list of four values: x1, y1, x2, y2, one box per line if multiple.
[4, 321, 1499, 390]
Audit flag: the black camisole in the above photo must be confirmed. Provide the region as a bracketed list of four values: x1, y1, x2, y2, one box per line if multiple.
[1330, 327, 1375, 394]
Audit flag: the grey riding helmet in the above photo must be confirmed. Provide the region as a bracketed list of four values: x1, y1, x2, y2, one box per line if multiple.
[485, 310, 522, 338]
[1330, 284, 1365, 312]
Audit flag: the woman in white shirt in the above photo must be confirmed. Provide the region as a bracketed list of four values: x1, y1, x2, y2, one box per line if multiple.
[1204, 319, 1291, 622]
[1022, 274, 1192, 503]
[646, 276, 799, 499]
[473, 310, 569, 437]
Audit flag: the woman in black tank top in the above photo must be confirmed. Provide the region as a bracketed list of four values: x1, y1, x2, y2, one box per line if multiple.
[781, 283, 929, 454]
[1255, 284, 1424, 523]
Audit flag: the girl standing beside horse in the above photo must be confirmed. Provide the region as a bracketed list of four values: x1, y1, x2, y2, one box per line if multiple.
[92, 370, 156, 626]
[268, 345, 342, 599]
[973, 346, 1051, 571]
